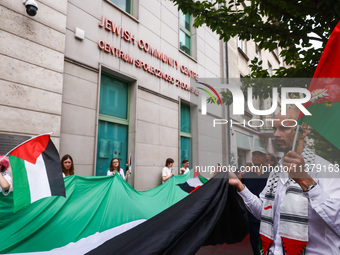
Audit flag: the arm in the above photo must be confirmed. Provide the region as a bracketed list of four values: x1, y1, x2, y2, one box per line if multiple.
[304, 179, 340, 236]
[284, 151, 340, 236]
[229, 172, 264, 220]
[124, 169, 131, 181]
[179, 168, 185, 175]
[162, 172, 174, 182]
[0, 173, 12, 196]
[0, 173, 10, 190]
[162, 167, 174, 182]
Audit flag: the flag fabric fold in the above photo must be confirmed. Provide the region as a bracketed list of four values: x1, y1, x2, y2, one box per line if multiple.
[86, 172, 248, 255]
[0, 172, 248, 254]
[8, 134, 65, 212]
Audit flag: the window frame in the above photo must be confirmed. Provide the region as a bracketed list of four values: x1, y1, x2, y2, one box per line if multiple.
[96, 74, 130, 176]
[109, 0, 133, 15]
[179, 10, 192, 56]
[268, 61, 273, 77]
[180, 103, 192, 164]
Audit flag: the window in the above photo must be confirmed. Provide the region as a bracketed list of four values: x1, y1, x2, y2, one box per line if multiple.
[238, 37, 245, 52]
[96, 74, 129, 176]
[110, 0, 132, 14]
[180, 103, 192, 163]
[268, 61, 272, 77]
[272, 47, 280, 63]
[238, 37, 249, 60]
[179, 10, 191, 55]
[255, 44, 261, 60]
[241, 75, 252, 117]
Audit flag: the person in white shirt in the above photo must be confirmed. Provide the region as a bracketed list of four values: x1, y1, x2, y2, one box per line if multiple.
[107, 158, 130, 181]
[179, 160, 190, 175]
[162, 158, 174, 183]
[0, 155, 12, 196]
[229, 109, 340, 255]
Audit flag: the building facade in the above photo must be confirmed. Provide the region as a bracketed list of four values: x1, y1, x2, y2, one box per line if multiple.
[0, 0, 286, 190]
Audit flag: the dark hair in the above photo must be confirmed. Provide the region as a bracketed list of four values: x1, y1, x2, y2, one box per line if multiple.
[266, 153, 278, 166]
[165, 158, 174, 167]
[61, 154, 74, 176]
[182, 159, 189, 165]
[110, 158, 120, 172]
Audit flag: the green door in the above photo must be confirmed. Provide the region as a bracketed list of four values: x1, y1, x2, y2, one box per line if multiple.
[96, 74, 129, 176]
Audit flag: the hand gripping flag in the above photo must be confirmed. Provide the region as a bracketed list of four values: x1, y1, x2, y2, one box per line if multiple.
[298, 21, 340, 150]
[127, 153, 132, 173]
[7, 134, 65, 212]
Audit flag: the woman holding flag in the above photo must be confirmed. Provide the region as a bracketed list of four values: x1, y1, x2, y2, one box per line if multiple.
[107, 158, 130, 181]
[0, 155, 12, 196]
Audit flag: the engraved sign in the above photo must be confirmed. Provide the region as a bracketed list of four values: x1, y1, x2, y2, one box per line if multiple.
[0, 134, 30, 155]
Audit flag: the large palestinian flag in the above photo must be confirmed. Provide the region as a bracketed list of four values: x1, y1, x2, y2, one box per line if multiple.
[0, 172, 248, 254]
[298, 21, 340, 150]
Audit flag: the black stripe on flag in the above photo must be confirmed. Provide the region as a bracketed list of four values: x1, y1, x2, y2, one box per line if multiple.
[177, 182, 196, 193]
[86, 172, 248, 255]
[42, 138, 65, 197]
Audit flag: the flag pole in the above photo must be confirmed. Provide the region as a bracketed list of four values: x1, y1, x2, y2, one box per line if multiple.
[0, 155, 7, 163]
[0, 133, 53, 168]
[291, 125, 300, 152]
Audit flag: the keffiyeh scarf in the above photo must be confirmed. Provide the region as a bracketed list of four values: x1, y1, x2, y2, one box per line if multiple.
[259, 148, 315, 255]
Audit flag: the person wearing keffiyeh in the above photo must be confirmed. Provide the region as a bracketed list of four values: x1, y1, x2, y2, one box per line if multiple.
[229, 109, 340, 255]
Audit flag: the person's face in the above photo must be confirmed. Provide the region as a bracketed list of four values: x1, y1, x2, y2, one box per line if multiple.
[112, 159, 119, 169]
[168, 162, 174, 168]
[63, 159, 72, 170]
[265, 155, 275, 167]
[252, 152, 266, 166]
[273, 112, 297, 153]
[183, 162, 189, 168]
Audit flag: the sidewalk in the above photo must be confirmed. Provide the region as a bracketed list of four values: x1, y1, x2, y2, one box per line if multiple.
[196, 234, 252, 255]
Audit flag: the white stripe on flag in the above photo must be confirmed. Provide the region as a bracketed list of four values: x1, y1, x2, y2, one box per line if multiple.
[186, 177, 203, 187]
[25, 154, 51, 203]
[10, 219, 146, 255]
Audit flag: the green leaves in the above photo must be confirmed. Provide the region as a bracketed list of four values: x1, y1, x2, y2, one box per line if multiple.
[170, 0, 340, 79]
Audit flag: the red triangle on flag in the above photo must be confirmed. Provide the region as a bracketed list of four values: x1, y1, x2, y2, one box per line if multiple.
[299, 21, 340, 115]
[9, 134, 50, 164]
[193, 168, 200, 178]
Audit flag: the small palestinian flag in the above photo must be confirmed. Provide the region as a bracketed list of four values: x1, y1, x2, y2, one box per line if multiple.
[178, 175, 208, 193]
[8, 134, 65, 212]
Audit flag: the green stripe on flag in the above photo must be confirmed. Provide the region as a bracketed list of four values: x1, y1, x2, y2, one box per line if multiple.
[198, 175, 208, 184]
[8, 155, 31, 212]
[300, 103, 340, 150]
